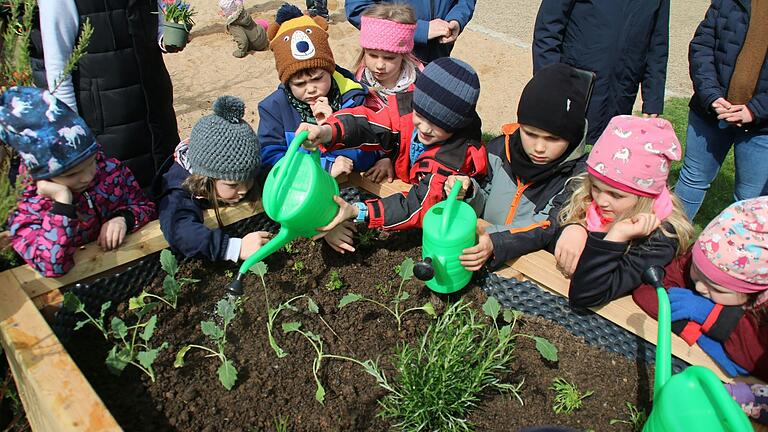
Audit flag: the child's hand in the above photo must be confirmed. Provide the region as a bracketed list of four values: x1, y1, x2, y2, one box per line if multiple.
[363, 158, 394, 183]
[330, 156, 354, 178]
[239, 231, 271, 261]
[313, 196, 360, 238]
[0, 230, 11, 251]
[440, 20, 461, 43]
[459, 224, 493, 271]
[310, 96, 333, 125]
[323, 221, 357, 254]
[669, 287, 715, 323]
[605, 213, 661, 243]
[427, 18, 450, 40]
[296, 122, 332, 150]
[36, 180, 73, 204]
[98, 216, 127, 251]
[554, 224, 588, 277]
[444, 175, 471, 200]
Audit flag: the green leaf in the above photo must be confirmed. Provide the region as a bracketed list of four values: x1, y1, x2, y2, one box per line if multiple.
[307, 297, 319, 314]
[99, 301, 112, 321]
[315, 381, 326, 403]
[534, 337, 558, 362]
[421, 302, 436, 317]
[338, 293, 362, 308]
[137, 344, 164, 370]
[163, 275, 179, 300]
[305, 331, 321, 343]
[216, 298, 236, 326]
[110, 317, 128, 339]
[398, 291, 410, 302]
[62, 292, 84, 313]
[74, 319, 89, 331]
[137, 302, 158, 319]
[218, 360, 238, 390]
[249, 261, 268, 277]
[268, 333, 287, 358]
[174, 346, 191, 368]
[105, 346, 130, 376]
[201, 321, 224, 340]
[160, 249, 178, 276]
[482, 297, 501, 321]
[282, 321, 302, 333]
[141, 315, 157, 342]
[179, 277, 200, 285]
[398, 257, 414, 280]
[128, 293, 147, 311]
[284, 303, 299, 312]
[503, 309, 521, 324]
[499, 325, 512, 340]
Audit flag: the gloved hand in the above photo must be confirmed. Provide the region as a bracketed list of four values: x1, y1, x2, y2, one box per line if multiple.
[696, 334, 748, 377]
[669, 287, 715, 324]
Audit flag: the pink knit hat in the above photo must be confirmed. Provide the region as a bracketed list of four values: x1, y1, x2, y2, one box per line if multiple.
[692, 196, 768, 294]
[586, 115, 680, 219]
[359, 16, 415, 54]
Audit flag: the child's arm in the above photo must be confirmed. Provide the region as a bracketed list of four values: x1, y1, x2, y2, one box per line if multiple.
[321, 106, 400, 153]
[689, 3, 725, 111]
[640, 0, 669, 116]
[107, 162, 157, 233]
[258, 101, 290, 168]
[532, 0, 576, 73]
[364, 173, 447, 231]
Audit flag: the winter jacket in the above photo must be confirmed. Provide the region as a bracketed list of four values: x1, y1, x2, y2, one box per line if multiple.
[569, 225, 679, 308]
[8, 151, 156, 277]
[632, 253, 768, 381]
[258, 66, 378, 173]
[345, 0, 476, 63]
[533, 0, 670, 143]
[688, 0, 768, 132]
[466, 123, 587, 268]
[39, 0, 180, 188]
[153, 142, 248, 262]
[322, 91, 487, 230]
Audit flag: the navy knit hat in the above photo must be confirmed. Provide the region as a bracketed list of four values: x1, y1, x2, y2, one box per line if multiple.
[188, 96, 260, 182]
[0, 86, 98, 180]
[412, 57, 480, 132]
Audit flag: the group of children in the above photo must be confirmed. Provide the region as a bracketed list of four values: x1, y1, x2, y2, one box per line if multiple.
[0, 1, 766, 421]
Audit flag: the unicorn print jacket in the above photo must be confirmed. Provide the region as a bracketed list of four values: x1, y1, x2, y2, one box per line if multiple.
[8, 151, 156, 277]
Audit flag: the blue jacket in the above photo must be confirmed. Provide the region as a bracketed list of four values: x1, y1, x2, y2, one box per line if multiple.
[345, 0, 476, 63]
[533, 0, 670, 143]
[258, 66, 378, 172]
[689, 0, 768, 132]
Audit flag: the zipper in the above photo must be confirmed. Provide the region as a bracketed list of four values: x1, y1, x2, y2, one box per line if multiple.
[83, 191, 102, 226]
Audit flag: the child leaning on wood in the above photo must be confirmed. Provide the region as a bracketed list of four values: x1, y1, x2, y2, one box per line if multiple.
[0, 87, 156, 277]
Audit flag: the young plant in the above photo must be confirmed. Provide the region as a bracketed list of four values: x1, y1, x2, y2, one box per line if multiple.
[292, 260, 306, 278]
[174, 297, 241, 390]
[63, 292, 168, 382]
[159, 0, 196, 26]
[364, 298, 558, 432]
[283, 241, 296, 254]
[338, 258, 436, 331]
[224, 269, 234, 278]
[273, 415, 290, 432]
[610, 402, 648, 431]
[356, 228, 377, 247]
[550, 377, 594, 414]
[325, 270, 344, 291]
[250, 262, 304, 358]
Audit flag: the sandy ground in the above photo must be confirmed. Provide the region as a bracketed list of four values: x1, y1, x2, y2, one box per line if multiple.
[165, 0, 710, 138]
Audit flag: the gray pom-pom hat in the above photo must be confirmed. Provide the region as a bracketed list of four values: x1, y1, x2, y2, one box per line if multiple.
[188, 95, 260, 181]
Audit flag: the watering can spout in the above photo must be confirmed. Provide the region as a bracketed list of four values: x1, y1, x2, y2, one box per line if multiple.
[226, 228, 298, 297]
[645, 265, 672, 399]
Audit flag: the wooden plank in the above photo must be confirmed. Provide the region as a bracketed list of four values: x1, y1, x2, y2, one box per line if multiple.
[346, 172, 410, 197]
[0, 272, 120, 431]
[3, 202, 261, 302]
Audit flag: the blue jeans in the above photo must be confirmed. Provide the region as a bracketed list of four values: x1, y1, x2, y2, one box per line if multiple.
[674, 109, 768, 219]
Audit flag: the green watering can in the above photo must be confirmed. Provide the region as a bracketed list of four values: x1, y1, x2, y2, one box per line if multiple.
[413, 182, 477, 294]
[641, 266, 752, 432]
[226, 130, 339, 296]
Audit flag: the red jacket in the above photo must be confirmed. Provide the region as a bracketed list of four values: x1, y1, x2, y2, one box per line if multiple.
[323, 91, 487, 230]
[632, 253, 768, 380]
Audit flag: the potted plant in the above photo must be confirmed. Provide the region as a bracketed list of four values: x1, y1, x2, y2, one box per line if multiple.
[160, 0, 196, 49]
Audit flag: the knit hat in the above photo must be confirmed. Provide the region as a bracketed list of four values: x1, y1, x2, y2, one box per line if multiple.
[412, 57, 480, 132]
[267, 4, 335, 84]
[0, 86, 98, 180]
[359, 16, 415, 54]
[517, 63, 588, 146]
[188, 96, 260, 181]
[692, 196, 768, 294]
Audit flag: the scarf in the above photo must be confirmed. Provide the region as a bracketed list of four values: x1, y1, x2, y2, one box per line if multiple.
[506, 130, 579, 184]
[585, 187, 674, 232]
[409, 129, 426, 167]
[284, 78, 342, 124]
[727, 0, 768, 104]
[360, 61, 418, 105]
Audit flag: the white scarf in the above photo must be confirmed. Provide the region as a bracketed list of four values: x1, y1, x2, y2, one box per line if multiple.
[361, 61, 418, 103]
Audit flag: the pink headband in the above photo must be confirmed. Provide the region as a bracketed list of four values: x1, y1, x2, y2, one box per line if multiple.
[359, 16, 415, 54]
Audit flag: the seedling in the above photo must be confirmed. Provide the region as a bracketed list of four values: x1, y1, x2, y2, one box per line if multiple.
[273, 415, 290, 432]
[610, 402, 648, 431]
[63, 292, 168, 382]
[292, 260, 306, 279]
[224, 269, 234, 278]
[325, 270, 344, 291]
[283, 241, 296, 254]
[356, 228, 377, 247]
[155, 249, 200, 309]
[175, 297, 241, 390]
[338, 258, 436, 330]
[374, 282, 391, 297]
[551, 377, 594, 414]
[250, 262, 304, 358]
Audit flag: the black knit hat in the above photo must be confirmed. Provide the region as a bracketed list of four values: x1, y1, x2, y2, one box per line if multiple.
[412, 57, 480, 132]
[188, 96, 260, 181]
[517, 63, 588, 146]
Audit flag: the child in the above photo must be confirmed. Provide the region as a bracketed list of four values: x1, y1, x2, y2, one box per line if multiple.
[218, 0, 269, 58]
[555, 115, 695, 308]
[1, 87, 156, 277]
[446, 63, 590, 271]
[258, 4, 377, 178]
[632, 197, 768, 382]
[154, 95, 270, 262]
[298, 57, 487, 252]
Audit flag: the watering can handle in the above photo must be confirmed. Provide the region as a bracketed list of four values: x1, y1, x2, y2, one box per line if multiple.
[275, 130, 312, 205]
[442, 181, 463, 233]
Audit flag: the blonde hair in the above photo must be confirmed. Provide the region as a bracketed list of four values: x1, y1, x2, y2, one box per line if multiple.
[558, 173, 695, 255]
[353, 3, 421, 75]
[182, 174, 259, 229]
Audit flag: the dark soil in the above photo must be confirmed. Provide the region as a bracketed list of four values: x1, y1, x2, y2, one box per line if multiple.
[64, 230, 654, 432]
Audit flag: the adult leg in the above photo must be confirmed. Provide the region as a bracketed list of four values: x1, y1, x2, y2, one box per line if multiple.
[674, 110, 733, 219]
[733, 129, 768, 202]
